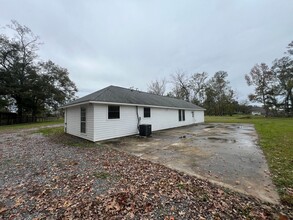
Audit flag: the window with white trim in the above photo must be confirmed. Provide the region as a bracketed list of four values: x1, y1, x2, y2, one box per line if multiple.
[144, 107, 151, 118]
[183, 110, 185, 121]
[178, 109, 185, 121]
[108, 105, 120, 119]
[80, 107, 86, 133]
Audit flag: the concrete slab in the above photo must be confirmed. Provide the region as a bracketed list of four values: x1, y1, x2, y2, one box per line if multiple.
[103, 123, 279, 204]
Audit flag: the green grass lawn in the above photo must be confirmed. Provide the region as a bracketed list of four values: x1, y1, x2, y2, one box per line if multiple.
[0, 118, 63, 132]
[206, 115, 293, 206]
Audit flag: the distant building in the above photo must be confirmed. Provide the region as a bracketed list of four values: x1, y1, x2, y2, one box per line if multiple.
[249, 106, 265, 115]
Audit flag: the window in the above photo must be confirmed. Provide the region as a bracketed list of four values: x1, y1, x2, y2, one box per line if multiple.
[80, 107, 86, 133]
[182, 110, 185, 121]
[178, 109, 185, 121]
[144, 107, 151, 118]
[108, 105, 120, 119]
[192, 111, 194, 118]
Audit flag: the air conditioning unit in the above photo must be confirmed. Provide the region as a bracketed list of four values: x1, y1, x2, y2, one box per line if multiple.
[139, 124, 152, 137]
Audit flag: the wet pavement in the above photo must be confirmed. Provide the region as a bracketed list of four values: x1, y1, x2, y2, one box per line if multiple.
[104, 123, 279, 204]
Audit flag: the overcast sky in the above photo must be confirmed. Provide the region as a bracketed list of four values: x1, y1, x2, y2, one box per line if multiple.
[1, 0, 293, 101]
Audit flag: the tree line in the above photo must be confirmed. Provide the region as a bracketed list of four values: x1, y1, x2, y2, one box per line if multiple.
[0, 21, 77, 119]
[1, 21, 292, 118]
[148, 41, 293, 116]
[148, 70, 244, 116]
[245, 42, 293, 116]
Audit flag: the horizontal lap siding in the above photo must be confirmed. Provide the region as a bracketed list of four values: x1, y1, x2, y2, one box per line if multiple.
[194, 110, 204, 123]
[139, 108, 204, 131]
[93, 104, 138, 141]
[73, 103, 205, 142]
[65, 104, 94, 141]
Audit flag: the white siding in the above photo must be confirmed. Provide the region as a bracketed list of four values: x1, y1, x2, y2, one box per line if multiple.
[65, 104, 94, 141]
[193, 110, 204, 124]
[93, 104, 138, 141]
[65, 103, 204, 142]
[91, 104, 204, 141]
[139, 107, 204, 131]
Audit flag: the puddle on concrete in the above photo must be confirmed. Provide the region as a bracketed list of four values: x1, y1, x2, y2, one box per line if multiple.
[205, 125, 215, 129]
[108, 123, 279, 204]
[207, 137, 237, 143]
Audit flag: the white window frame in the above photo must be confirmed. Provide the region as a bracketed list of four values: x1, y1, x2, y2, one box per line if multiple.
[80, 107, 86, 133]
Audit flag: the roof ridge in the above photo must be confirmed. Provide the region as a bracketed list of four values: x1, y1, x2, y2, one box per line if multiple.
[92, 86, 112, 101]
[109, 85, 188, 102]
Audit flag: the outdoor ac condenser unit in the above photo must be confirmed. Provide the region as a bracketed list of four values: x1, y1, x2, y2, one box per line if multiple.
[139, 124, 152, 137]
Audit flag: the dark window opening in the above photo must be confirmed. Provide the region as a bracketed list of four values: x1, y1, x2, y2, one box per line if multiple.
[81, 107, 86, 133]
[178, 109, 185, 121]
[108, 105, 120, 119]
[182, 110, 185, 121]
[144, 107, 151, 118]
[192, 111, 194, 118]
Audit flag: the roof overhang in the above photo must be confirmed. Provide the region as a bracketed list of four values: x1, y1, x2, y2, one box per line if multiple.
[61, 101, 205, 111]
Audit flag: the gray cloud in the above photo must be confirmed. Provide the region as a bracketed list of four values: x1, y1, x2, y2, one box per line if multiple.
[1, 0, 293, 100]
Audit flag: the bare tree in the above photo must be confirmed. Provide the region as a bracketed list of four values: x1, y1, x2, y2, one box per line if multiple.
[147, 78, 167, 96]
[171, 70, 191, 101]
[190, 72, 208, 105]
[287, 40, 293, 55]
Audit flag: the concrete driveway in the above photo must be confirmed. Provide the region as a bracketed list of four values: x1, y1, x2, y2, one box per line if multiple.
[103, 123, 279, 204]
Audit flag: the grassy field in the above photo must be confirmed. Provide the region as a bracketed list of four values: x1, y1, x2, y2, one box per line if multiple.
[206, 115, 293, 206]
[0, 118, 63, 132]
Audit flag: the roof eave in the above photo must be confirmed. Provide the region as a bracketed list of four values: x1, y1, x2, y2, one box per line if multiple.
[62, 100, 204, 111]
[61, 101, 90, 109]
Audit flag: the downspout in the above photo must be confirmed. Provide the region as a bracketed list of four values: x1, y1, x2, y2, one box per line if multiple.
[136, 106, 141, 132]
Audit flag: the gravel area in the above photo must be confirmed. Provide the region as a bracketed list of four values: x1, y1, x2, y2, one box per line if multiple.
[0, 127, 291, 219]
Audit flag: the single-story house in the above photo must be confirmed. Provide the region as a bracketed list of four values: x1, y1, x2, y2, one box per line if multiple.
[250, 106, 265, 116]
[62, 85, 205, 142]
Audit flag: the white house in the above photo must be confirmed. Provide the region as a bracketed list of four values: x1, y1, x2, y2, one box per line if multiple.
[250, 106, 265, 116]
[62, 86, 205, 142]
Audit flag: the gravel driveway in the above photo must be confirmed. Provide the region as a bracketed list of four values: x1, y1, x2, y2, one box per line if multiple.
[0, 126, 289, 219]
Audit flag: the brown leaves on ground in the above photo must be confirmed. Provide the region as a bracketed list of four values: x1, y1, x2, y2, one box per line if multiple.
[0, 131, 291, 219]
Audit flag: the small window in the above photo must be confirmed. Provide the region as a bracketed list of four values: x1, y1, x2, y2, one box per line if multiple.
[108, 105, 120, 119]
[192, 111, 194, 118]
[81, 107, 86, 133]
[178, 109, 185, 121]
[144, 107, 151, 118]
[182, 110, 185, 121]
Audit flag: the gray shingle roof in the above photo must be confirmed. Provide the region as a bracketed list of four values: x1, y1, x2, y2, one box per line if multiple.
[64, 85, 204, 110]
